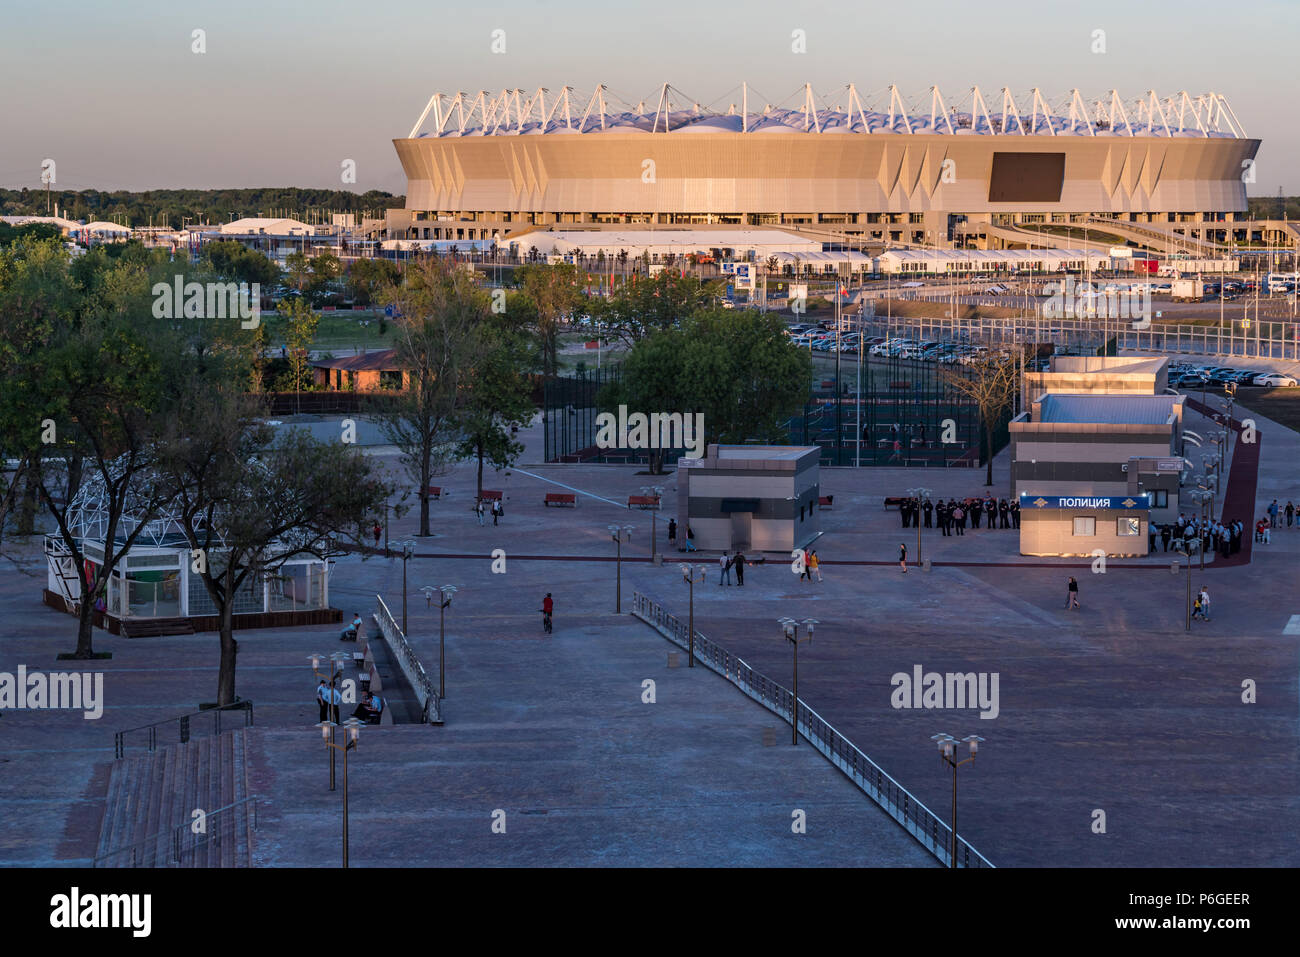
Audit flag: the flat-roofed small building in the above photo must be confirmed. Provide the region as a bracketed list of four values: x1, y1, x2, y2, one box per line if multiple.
[1023, 355, 1169, 408]
[1012, 393, 1186, 556]
[677, 444, 820, 552]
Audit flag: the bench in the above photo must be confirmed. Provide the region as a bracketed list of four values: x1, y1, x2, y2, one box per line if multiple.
[478, 489, 502, 501]
[883, 496, 907, 510]
[424, 486, 443, 500]
[818, 495, 834, 510]
[628, 494, 661, 510]
[544, 493, 577, 507]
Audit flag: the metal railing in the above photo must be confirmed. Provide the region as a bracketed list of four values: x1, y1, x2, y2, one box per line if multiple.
[631, 590, 994, 869]
[94, 796, 258, 868]
[114, 700, 254, 760]
[374, 594, 442, 724]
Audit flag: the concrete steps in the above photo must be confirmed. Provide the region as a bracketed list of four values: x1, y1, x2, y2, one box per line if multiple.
[96, 729, 253, 867]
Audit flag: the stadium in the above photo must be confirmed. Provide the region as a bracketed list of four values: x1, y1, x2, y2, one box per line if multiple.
[388, 83, 1262, 255]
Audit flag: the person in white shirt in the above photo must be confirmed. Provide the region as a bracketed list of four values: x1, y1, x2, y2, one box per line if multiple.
[1198, 586, 1211, 622]
[719, 552, 732, 586]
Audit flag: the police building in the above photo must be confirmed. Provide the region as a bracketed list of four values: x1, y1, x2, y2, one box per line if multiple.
[1010, 359, 1185, 557]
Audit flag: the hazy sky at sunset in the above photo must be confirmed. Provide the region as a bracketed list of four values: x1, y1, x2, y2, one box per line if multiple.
[2, 0, 1294, 196]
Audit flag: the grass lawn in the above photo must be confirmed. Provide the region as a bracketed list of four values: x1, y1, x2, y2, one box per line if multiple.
[263, 308, 393, 353]
[1230, 386, 1300, 436]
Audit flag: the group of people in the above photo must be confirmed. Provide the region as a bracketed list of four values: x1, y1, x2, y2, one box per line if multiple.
[798, 549, 822, 583]
[898, 494, 1021, 536]
[475, 497, 504, 526]
[1149, 515, 1244, 559]
[315, 675, 386, 725]
[1257, 499, 1297, 544]
[668, 519, 697, 552]
[718, 550, 751, 586]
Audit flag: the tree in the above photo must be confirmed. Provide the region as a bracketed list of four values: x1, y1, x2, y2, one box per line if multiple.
[588, 271, 723, 349]
[940, 355, 1022, 486]
[377, 256, 482, 536]
[346, 258, 400, 307]
[517, 263, 584, 376]
[0, 250, 175, 657]
[285, 251, 311, 292]
[277, 296, 319, 411]
[605, 307, 812, 471]
[202, 240, 282, 287]
[159, 387, 390, 705]
[453, 304, 536, 498]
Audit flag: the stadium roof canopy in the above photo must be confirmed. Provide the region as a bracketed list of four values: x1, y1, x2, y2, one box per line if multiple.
[407, 83, 1248, 140]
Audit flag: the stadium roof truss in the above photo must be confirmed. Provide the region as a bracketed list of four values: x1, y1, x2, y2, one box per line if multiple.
[407, 84, 1248, 140]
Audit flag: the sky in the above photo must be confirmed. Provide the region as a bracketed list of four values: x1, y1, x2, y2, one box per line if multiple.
[1, 0, 1296, 197]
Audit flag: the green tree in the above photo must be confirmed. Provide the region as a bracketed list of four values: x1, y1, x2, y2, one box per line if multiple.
[589, 271, 723, 348]
[277, 296, 320, 411]
[346, 258, 400, 307]
[159, 387, 390, 705]
[378, 256, 482, 536]
[454, 304, 536, 499]
[517, 263, 584, 376]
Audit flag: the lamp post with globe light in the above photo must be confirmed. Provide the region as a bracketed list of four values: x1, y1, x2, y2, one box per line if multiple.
[778, 617, 817, 745]
[931, 732, 984, 868]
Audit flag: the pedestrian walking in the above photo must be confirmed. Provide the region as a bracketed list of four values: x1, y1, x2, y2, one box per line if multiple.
[1286, 501, 1295, 528]
[899, 542, 908, 573]
[810, 550, 822, 583]
[1192, 593, 1204, 621]
[1199, 586, 1211, 622]
[492, 498, 502, 526]
[685, 525, 697, 551]
[719, 552, 732, 586]
[1066, 576, 1079, 610]
[668, 518, 677, 547]
[372, 522, 382, 548]
[476, 499, 486, 526]
[734, 551, 746, 586]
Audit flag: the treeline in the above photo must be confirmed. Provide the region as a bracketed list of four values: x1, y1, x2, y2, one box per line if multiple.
[1246, 195, 1300, 221]
[0, 187, 406, 227]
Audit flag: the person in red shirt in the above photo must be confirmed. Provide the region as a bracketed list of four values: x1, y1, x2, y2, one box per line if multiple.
[541, 593, 554, 634]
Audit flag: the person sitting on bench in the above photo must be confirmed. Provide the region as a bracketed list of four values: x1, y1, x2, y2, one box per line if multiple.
[340, 612, 363, 642]
[352, 690, 385, 724]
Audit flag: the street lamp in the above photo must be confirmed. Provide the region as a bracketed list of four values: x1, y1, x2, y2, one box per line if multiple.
[309, 652, 350, 790]
[1188, 485, 1214, 572]
[906, 486, 932, 569]
[316, 717, 363, 867]
[1173, 538, 1199, 631]
[608, 525, 634, 614]
[396, 540, 415, 633]
[778, 617, 818, 745]
[639, 485, 664, 563]
[679, 563, 707, 667]
[931, 732, 984, 868]
[421, 584, 457, 698]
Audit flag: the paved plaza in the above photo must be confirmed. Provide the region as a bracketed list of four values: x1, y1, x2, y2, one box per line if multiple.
[1, 397, 1297, 868]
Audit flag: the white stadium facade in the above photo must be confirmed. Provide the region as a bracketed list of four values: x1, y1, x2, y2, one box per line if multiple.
[387, 83, 1266, 256]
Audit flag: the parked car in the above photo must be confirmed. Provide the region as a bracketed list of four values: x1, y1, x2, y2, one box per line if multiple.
[1254, 373, 1298, 387]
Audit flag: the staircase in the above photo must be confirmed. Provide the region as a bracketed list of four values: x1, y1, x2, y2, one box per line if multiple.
[95, 729, 255, 867]
[120, 617, 197, 638]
